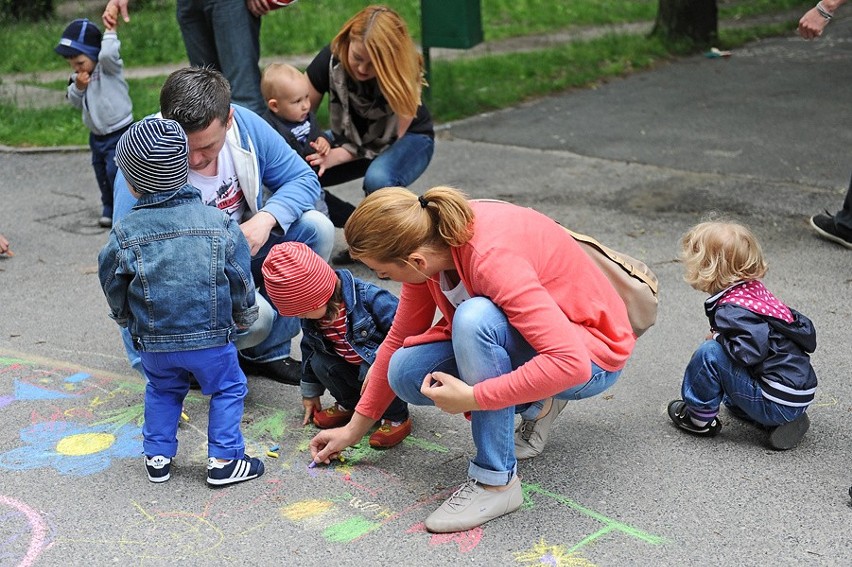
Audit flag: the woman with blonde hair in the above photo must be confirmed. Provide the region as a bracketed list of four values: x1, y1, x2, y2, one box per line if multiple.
[309, 186, 636, 533]
[305, 5, 434, 263]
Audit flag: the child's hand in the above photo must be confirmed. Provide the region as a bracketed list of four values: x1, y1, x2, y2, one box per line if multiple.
[302, 397, 321, 425]
[310, 138, 331, 157]
[0, 234, 12, 256]
[75, 71, 91, 91]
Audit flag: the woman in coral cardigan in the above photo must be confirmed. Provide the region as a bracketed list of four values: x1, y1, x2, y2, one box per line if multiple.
[309, 186, 636, 533]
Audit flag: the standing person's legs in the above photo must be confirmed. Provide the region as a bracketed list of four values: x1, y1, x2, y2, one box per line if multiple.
[141, 351, 190, 459]
[176, 0, 264, 113]
[187, 343, 247, 460]
[810, 169, 852, 248]
[89, 133, 112, 226]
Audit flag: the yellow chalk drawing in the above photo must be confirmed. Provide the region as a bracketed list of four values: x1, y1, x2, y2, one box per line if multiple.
[515, 538, 596, 566]
[55, 432, 114, 456]
[281, 500, 334, 521]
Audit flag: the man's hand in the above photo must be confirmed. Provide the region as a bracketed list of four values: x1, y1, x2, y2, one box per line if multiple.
[798, 6, 830, 39]
[420, 371, 479, 415]
[239, 210, 278, 256]
[102, 0, 130, 29]
[246, 0, 271, 17]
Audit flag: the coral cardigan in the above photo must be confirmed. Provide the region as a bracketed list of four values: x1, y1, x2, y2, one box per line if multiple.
[356, 200, 635, 420]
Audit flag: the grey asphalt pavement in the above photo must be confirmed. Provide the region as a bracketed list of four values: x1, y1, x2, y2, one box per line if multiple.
[1, 19, 851, 566]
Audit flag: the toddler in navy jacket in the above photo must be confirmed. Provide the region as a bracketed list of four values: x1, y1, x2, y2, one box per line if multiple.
[667, 221, 816, 450]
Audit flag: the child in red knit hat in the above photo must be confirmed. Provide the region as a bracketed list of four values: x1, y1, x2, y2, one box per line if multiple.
[262, 242, 411, 448]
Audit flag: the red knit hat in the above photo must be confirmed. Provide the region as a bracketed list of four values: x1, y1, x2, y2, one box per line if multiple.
[262, 242, 337, 317]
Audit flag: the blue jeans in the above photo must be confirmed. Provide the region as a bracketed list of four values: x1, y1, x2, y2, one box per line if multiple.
[387, 297, 622, 486]
[176, 0, 265, 114]
[681, 340, 807, 426]
[320, 133, 435, 227]
[141, 343, 247, 460]
[120, 210, 334, 374]
[307, 350, 408, 422]
[90, 126, 128, 215]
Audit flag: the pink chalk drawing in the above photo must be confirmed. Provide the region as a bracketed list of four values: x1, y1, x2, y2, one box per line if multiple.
[0, 495, 53, 566]
[406, 522, 483, 552]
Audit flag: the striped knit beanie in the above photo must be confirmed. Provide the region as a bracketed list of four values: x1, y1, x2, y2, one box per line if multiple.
[262, 242, 337, 317]
[115, 118, 189, 195]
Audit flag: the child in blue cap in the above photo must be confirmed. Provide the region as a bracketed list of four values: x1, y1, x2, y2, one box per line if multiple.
[55, 17, 133, 228]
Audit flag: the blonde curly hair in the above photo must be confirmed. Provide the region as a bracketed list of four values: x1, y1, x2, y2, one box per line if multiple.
[680, 220, 768, 294]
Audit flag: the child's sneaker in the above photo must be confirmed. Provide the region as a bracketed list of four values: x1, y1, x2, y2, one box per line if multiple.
[145, 455, 171, 483]
[368, 418, 411, 448]
[667, 400, 722, 437]
[313, 404, 355, 429]
[206, 455, 265, 486]
[768, 412, 810, 450]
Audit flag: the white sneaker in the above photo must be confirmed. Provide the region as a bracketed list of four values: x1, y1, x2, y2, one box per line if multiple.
[515, 398, 568, 459]
[424, 477, 523, 533]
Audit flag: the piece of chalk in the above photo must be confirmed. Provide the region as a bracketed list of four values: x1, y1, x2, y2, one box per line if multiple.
[180, 411, 190, 422]
[269, 444, 280, 452]
[266, 451, 279, 458]
[337, 455, 346, 463]
[308, 461, 317, 469]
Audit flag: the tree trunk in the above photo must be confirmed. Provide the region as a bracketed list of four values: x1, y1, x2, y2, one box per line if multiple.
[652, 0, 718, 46]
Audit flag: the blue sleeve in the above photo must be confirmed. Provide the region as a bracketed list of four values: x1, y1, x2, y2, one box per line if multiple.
[112, 168, 137, 223]
[97, 231, 132, 327]
[225, 217, 259, 328]
[237, 107, 321, 233]
[299, 330, 326, 399]
[713, 305, 770, 367]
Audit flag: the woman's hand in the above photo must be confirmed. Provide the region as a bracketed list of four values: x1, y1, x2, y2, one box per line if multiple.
[302, 397, 321, 425]
[306, 147, 354, 177]
[246, 0, 271, 17]
[420, 371, 480, 414]
[798, 6, 830, 39]
[310, 413, 373, 464]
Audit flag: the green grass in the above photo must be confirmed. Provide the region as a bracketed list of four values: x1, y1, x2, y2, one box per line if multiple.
[0, 0, 811, 147]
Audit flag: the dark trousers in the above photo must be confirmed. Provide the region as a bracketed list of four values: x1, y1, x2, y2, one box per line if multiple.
[90, 125, 130, 214]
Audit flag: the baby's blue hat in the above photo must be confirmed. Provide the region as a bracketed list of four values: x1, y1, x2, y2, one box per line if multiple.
[55, 18, 102, 61]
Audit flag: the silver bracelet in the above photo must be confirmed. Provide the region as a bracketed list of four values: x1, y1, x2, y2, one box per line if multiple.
[816, 1, 834, 20]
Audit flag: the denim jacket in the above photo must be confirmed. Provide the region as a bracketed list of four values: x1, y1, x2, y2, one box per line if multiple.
[300, 269, 398, 399]
[98, 185, 259, 353]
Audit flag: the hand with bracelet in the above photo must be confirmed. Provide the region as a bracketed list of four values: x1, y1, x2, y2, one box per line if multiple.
[799, 0, 845, 39]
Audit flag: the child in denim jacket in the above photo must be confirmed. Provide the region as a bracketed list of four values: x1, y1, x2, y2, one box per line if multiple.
[261, 241, 411, 448]
[55, 18, 133, 227]
[667, 221, 817, 450]
[98, 118, 265, 485]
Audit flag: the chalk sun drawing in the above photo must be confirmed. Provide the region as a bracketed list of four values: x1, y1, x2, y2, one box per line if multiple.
[515, 538, 596, 566]
[0, 420, 141, 476]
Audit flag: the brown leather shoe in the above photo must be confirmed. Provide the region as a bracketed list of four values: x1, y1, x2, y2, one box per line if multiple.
[368, 418, 411, 448]
[312, 404, 355, 429]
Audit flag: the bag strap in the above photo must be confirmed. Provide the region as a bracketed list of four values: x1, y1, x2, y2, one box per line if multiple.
[564, 228, 659, 297]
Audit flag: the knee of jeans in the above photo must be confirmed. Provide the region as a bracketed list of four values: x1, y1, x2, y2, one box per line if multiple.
[362, 165, 397, 194]
[299, 210, 335, 261]
[695, 338, 724, 360]
[452, 297, 500, 337]
[387, 357, 418, 402]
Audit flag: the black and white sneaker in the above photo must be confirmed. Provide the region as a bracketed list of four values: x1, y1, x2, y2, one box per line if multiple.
[145, 455, 171, 483]
[207, 455, 265, 486]
[667, 400, 722, 437]
[810, 212, 852, 249]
